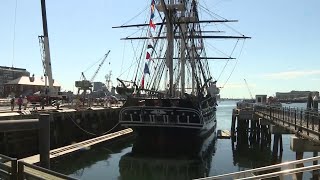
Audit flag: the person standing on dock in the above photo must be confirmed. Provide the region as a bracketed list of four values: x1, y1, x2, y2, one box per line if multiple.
[41, 97, 45, 110]
[10, 96, 15, 111]
[23, 96, 28, 110]
[17, 95, 23, 110]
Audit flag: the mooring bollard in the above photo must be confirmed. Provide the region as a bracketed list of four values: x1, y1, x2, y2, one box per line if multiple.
[39, 114, 50, 169]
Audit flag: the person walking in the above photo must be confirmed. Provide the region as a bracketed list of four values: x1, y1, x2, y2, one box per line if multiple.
[17, 95, 23, 110]
[10, 96, 15, 111]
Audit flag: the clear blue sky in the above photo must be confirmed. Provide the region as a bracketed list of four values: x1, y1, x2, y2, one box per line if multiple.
[0, 0, 319, 98]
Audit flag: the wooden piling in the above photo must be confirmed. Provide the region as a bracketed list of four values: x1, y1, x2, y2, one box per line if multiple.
[295, 151, 304, 180]
[313, 151, 319, 179]
[38, 114, 50, 169]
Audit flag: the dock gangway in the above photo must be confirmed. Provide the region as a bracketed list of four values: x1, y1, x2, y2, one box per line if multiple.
[234, 102, 320, 145]
[194, 155, 320, 179]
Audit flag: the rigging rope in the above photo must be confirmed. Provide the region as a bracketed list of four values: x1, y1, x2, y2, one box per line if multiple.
[66, 112, 121, 136]
[199, 4, 245, 36]
[119, 41, 126, 77]
[201, 0, 220, 31]
[217, 39, 239, 81]
[205, 39, 230, 58]
[120, 5, 149, 26]
[222, 39, 246, 88]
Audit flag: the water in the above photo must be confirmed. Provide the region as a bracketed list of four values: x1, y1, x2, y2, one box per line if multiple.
[51, 100, 315, 179]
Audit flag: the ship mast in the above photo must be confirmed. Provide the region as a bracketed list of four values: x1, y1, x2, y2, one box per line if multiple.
[114, 0, 251, 95]
[159, 0, 174, 96]
[180, 1, 187, 95]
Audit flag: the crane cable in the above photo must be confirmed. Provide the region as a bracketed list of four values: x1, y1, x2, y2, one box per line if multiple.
[11, 0, 18, 67]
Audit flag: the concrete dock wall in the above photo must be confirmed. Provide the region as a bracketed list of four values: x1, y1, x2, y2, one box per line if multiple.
[0, 108, 121, 158]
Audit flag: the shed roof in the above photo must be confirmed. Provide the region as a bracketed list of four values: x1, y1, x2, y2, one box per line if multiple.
[5, 76, 61, 87]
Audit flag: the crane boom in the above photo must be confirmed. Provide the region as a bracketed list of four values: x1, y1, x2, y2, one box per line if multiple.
[244, 79, 253, 99]
[90, 50, 111, 82]
[40, 0, 54, 95]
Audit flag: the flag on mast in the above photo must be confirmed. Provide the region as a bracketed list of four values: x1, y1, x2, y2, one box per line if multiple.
[146, 52, 151, 60]
[144, 63, 150, 74]
[149, 19, 156, 30]
[149, 0, 156, 30]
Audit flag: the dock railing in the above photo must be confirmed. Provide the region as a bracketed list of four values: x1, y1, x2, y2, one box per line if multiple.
[0, 154, 17, 180]
[235, 101, 320, 143]
[254, 104, 320, 143]
[194, 155, 320, 179]
[18, 161, 78, 180]
[1, 154, 78, 180]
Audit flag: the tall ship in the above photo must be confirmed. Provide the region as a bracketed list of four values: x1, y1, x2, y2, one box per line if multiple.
[114, 0, 249, 155]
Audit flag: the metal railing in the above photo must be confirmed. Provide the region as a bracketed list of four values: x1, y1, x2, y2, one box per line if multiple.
[194, 155, 320, 180]
[254, 104, 320, 143]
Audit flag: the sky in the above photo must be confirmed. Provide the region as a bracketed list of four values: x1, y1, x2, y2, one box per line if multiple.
[0, 0, 320, 98]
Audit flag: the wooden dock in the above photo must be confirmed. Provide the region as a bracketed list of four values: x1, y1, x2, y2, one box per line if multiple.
[1, 127, 132, 180]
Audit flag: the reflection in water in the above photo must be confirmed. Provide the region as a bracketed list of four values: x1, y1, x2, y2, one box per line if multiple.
[232, 140, 274, 169]
[51, 147, 111, 175]
[231, 123, 284, 176]
[49, 101, 315, 179]
[119, 132, 217, 180]
[50, 138, 134, 178]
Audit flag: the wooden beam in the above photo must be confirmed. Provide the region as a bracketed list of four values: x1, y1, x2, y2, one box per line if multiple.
[153, 57, 235, 60]
[121, 35, 251, 40]
[112, 20, 238, 28]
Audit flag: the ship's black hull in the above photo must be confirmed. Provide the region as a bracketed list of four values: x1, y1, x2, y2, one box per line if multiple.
[129, 112, 216, 157]
[119, 96, 217, 156]
[132, 124, 215, 157]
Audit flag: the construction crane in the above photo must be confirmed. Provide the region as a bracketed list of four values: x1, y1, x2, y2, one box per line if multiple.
[39, 0, 54, 96]
[105, 70, 112, 91]
[244, 78, 253, 99]
[75, 50, 111, 95]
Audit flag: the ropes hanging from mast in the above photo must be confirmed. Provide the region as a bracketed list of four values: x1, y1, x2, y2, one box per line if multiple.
[217, 39, 239, 81]
[221, 39, 246, 88]
[114, 0, 250, 96]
